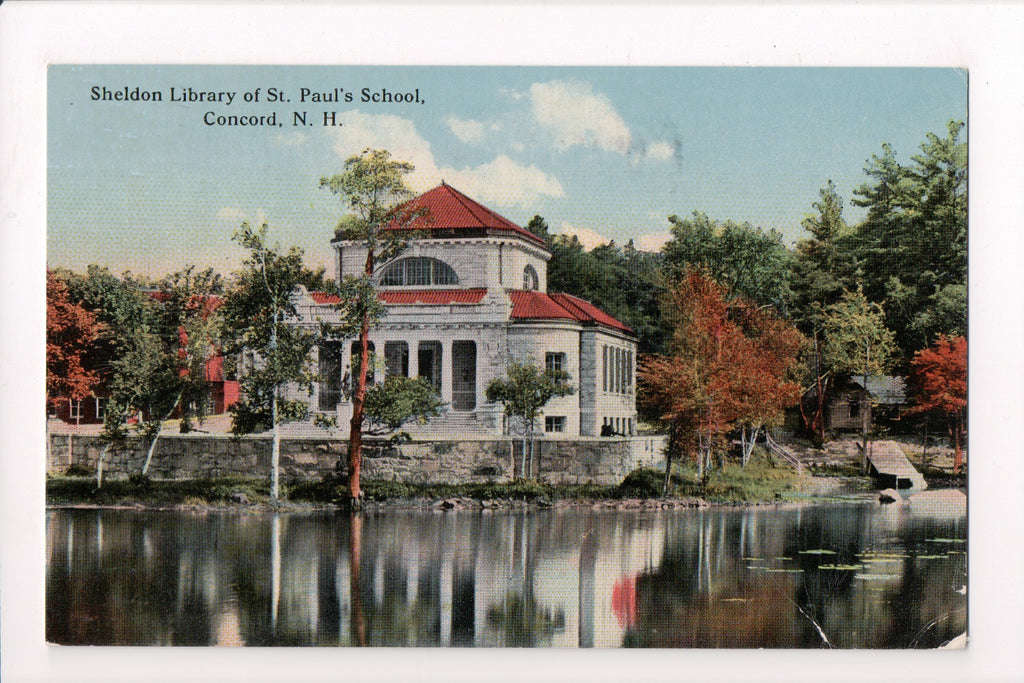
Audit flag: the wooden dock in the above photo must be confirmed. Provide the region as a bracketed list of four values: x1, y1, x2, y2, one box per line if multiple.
[865, 440, 927, 490]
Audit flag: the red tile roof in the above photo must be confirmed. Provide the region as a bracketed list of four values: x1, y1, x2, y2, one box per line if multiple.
[310, 288, 631, 333]
[380, 183, 548, 248]
[308, 289, 487, 306]
[309, 291, 341, 305]
[509, 290, 633, 334]
[380, 288, 487, 305]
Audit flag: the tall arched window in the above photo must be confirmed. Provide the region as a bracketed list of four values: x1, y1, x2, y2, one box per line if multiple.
[378, 257, 459, 287]
[522, 264, 539, 291]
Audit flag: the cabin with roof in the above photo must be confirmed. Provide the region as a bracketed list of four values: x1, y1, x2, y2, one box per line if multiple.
[289, 183, 637, 439]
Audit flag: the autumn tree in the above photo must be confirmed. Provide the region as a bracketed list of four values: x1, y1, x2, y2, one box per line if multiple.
[486, 361, 574, 480]
[46, 270, 101, 416]
[639, 270, 802, 495]
[907, 335, 966, 473]
[319, 148, 424, 507]
[222, 221, 319, 500]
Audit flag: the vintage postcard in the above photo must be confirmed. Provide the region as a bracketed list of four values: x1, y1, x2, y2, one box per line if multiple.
[4, 4, 1023, 683]
[43, 63, 967, 650]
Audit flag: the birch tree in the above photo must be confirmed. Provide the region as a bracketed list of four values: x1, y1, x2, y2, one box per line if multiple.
[222, 222, 318, 500]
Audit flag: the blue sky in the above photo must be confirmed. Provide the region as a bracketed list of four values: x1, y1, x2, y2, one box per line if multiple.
[48, 65, 966, 278]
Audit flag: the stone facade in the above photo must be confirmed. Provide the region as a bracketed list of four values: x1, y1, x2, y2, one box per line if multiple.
[47, 433, 667, 486]
[283, 183, 639, 440]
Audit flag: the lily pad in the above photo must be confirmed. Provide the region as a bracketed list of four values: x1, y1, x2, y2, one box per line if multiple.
[819, 564, 863, 571]
[799, 549, 836, 555]
[928, 538, 966, 544]
[855, 573, 900, 581]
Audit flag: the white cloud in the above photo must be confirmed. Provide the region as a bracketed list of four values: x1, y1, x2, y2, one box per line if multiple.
[557, 222, 611, 250]
[529, 80, 632, 154]
[635, 231, 673, 252]
[444, 116, 486, 144]
[329, 110, 440, 190]
[328, 111, 563, 207]
[645, 141, 675, 162]
[444, 156, 564, 208]
[216, 207, 245, 222]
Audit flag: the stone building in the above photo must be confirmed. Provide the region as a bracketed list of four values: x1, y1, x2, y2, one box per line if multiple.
[289, 183, 637, 438]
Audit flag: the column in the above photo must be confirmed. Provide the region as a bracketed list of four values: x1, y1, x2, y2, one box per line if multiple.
[441, 338, 454, 407]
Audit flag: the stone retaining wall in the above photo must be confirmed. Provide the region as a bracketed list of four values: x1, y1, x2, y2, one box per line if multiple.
[47, 432, 668, 486]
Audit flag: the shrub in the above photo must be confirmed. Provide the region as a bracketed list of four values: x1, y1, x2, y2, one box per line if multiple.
[617, 468, 664, 498]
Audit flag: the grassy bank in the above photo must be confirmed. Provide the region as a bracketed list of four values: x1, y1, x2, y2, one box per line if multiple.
[47, 451, 823, 508]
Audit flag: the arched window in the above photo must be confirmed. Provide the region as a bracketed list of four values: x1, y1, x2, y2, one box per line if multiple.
[378, 257, 459, 287]
[523, 264, 539, 291]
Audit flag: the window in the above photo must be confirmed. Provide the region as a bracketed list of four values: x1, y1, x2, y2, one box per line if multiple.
[523, 264, 539, 291]
[613, 347, 620, 393]
[602, 345, 608, 392]
[378, 257, 458, 287]
[69, 399, 82, 420]
[318, 341, 342, 409]
[545, 416, 565, 433]
[850, 398, 861, 419]
[385, 341, 409, 378]
[622, 350, 630, 393]
[545, 352, 565, 374]
[95, 397, 106, 420]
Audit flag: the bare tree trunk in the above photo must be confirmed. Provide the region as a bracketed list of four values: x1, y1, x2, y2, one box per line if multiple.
[271, 387, 280, 500]
[95, 443, 110, 489]
[142, 390, 183, 476]
[347, 249, 375, 508]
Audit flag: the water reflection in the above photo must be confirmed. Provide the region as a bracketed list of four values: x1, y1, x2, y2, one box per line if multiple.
[46, 499, 966, 647]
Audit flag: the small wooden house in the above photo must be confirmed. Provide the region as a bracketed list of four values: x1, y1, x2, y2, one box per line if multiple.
[826, 375, 907, 432]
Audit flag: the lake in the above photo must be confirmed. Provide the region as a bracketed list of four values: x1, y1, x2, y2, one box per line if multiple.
[46, 495, 966, 647]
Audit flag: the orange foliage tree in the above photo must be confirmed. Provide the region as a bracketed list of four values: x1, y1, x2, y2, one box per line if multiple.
[907, 335, 967, 473]
[638, 270, 802, 493]
[46, 270, 101, 412]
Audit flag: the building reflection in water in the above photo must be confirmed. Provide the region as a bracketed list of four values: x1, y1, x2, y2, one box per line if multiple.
[46, 500, 965, 648]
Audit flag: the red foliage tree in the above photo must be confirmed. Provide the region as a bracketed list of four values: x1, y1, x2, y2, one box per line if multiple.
[638, 270, 802, 492]
[907, 335, 967, 473]
[46, 270, 101, 411]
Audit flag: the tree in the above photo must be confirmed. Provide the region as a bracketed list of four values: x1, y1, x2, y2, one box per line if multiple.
[546, 232, 668, 354]
[907, 335, 966, 473]
[361, 375, 444, 440]
[319, 148, 423, 506]
[222, 221, 319, 500]
[485, 361, 574, 479]
[822, 288, 896, 470]
[639, 270, 802, 495]
[46, 271, 101, 415]
[850, 122, 967, 362]
[787, 181, 859, 443]
[137, 266, 224, 474]
[662, 211, 791, 309]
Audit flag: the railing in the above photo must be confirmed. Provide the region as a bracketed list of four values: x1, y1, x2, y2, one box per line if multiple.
[764, 431, 803, 473]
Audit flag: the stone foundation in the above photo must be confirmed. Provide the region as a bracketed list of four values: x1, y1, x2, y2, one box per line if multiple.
[47, 433, 667, 486]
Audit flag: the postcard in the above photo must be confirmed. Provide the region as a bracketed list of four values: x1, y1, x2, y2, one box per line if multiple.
[3, 4, 1023, 683]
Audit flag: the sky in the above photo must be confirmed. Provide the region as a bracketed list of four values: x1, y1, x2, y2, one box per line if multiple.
[48, 65, 967, 279]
